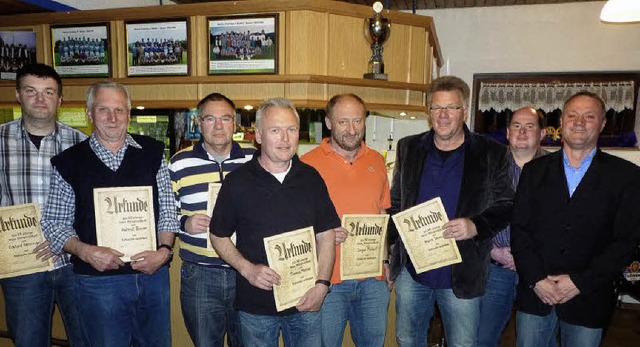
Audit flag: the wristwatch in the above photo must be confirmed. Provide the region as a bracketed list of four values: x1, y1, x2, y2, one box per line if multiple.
[157, 244, 174, 257]
[315, 279, 332, 293]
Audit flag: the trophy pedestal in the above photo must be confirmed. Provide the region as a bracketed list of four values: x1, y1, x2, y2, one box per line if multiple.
[363, 73, 388, 80]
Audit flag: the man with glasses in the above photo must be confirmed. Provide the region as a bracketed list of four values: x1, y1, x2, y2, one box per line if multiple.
[387, 76, 514, 346]
[477, 107, 549, 347]
[301, 94, 391, 346]
[0, 63, 88, 347]
[169, 92, 254, 347]
[41, 80, 178, 347]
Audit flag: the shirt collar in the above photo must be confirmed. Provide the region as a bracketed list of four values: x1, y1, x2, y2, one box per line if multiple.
[15, 118, 63, 142]
[319, 137, 368, 162]
[562, 147, 597, 170]
[89, 132, 141, 152]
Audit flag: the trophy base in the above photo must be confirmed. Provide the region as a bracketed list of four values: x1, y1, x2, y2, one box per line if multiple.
[363, 73, 388, 81]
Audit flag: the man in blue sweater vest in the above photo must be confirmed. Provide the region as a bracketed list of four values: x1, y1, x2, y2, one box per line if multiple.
[42, 80, 179, 347]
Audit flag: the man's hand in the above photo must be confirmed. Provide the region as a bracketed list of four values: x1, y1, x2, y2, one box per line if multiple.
[334, 227, 348, 245]
[491, 246, 516, 271]
[442, 218, 478, 240]
[131, 249, 171, 275]
[32, 240, 59, 262]
[548, 274, 580, 304]
[296, 284, 330, 312]
[533, 278, 562, 305]
[241, 263, 281, 291]
[184, 214, 211, 235]
[77, 244, 125, 272]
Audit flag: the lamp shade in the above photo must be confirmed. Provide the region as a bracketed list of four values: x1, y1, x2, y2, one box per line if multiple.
[601, 0, 640, 23]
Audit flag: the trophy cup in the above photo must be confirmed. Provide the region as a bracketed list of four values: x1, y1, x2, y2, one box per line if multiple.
[364, 1, 391, 80]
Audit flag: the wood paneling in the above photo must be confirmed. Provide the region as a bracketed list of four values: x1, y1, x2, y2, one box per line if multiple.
[0, 1, 437, 116]
[286, 11, 328, 75]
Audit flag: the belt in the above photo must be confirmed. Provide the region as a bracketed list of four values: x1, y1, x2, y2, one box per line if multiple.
[490, 259, 504, 267]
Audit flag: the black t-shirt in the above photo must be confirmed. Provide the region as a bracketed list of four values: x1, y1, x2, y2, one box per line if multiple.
[28, 132, 44, 150]
[211, 152, 340, 315]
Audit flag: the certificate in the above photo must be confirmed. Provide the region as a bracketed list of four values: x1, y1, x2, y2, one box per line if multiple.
[391, 197, 461, 273]
[340, 214, 389, 280]
[263, 226, 317, 312]
[93, 186, 157, 262]
[0, 204, 53, 279]
[205, 182, 222, 252]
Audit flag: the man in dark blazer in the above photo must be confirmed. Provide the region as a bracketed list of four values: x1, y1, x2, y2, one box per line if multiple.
[511, 91, 640, 347]
[388, 76, 514, 347]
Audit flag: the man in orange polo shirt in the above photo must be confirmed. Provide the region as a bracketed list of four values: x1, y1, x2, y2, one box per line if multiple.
[301, 93, 391, 347]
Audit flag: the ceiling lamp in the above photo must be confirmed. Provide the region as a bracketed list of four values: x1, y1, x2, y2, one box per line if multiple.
[600, 0, 640, 23]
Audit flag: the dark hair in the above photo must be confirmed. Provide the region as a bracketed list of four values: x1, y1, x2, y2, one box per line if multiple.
[16, 63, 63, 96]
[563, 91, 606, 115]
[326, 93, 367, 118]
[427, 75, 470, 107]
[196, 93, 236, 115]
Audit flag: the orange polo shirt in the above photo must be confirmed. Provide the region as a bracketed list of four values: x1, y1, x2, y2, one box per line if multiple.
[301, 138, 391, 284]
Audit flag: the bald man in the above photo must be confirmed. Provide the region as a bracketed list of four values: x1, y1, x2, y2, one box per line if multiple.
[477, 107, 549, 347]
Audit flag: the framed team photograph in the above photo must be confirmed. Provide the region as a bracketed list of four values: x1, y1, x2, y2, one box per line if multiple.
[51, 23, 110, 78]
[208, 14, 278, 75]
[126, 20, 188, 77]
[0, 30, 36, 80]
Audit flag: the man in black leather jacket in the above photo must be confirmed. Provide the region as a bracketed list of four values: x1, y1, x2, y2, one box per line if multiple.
[388, 75, 514, 347]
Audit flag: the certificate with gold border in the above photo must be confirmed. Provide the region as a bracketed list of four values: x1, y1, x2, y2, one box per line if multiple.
[0, 203, 53, 279]
[340, 214, 389, 280]
[263, 226, 317, 312]
[391, 197, 461, 273]
[93, 186, 157, 262]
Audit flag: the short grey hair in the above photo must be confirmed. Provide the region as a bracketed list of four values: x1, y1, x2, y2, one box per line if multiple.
[86, 80, 132, 111]
[255, 97, 300, 130]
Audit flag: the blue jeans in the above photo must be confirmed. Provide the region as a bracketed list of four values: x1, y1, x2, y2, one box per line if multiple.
[516, 309, 602, 347]
[75, 266, 171, 347]
[0, 265, 88, 347]
[180, 262, 242, 347]
[320, 278, 390, 347]
[395, 267, 480, 347]
[238, 310, 321, 347]
[477, 263, 518, 347]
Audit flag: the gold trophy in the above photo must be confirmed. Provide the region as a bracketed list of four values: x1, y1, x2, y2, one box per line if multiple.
[364, 1, 391, 80]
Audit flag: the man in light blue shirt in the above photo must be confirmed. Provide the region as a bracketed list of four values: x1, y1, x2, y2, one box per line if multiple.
[512, 91, 640, 347]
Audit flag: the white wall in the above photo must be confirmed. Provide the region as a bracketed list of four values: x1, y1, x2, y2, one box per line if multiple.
[417, 1, 640, 89]
[374, 1, 640, 164]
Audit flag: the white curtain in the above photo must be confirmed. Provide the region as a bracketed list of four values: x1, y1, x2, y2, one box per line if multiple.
[478, 81, 635, 112]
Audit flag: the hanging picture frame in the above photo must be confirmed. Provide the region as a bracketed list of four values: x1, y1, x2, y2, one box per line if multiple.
[208, 14, 278, 75]
[125, 19, 188, 77]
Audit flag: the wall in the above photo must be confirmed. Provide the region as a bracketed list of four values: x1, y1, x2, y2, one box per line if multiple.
[365, 1, 640, 156]
[416, 1, 640, 93]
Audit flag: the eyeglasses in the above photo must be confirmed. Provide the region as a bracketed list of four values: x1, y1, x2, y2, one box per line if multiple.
[429, 105, 464, 113]
[21, 87, 58, 100]
[199, 115, 234, 124]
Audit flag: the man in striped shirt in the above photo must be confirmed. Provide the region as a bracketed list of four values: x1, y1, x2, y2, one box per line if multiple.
[169, 93, 254, 347]
[0, 63, 88, 347]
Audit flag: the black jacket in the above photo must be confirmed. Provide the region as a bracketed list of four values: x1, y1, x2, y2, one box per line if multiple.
[388, 126, 514, 298]
[512, 148, 640, 327]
